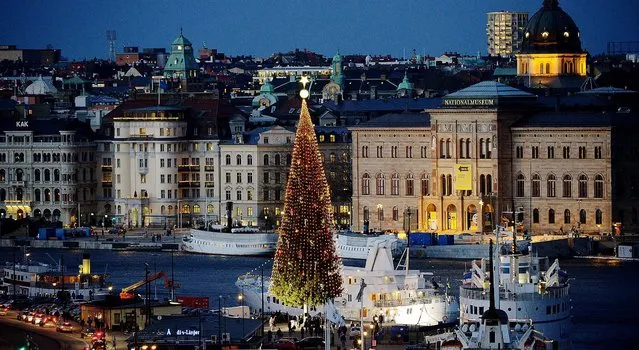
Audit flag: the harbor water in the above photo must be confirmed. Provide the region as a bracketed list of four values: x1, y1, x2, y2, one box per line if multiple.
[1, 248, 637, 350]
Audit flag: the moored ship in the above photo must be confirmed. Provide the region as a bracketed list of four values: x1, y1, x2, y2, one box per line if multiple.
[335, 231, 405, 260]
[181, 225, 278, 256]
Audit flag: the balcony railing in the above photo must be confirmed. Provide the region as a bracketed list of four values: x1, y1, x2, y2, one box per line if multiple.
[178, 164, 201, 171]
[101, 165, 113, 172]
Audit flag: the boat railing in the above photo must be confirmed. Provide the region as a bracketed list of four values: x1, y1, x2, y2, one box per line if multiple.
[373, 295, 446, 308]
[460, 285, 569, 301]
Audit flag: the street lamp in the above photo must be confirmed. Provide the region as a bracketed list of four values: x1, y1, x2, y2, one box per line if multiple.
[479, 199, 484, 243]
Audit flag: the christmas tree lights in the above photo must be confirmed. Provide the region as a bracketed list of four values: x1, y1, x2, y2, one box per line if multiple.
[270, 84, 343, 308]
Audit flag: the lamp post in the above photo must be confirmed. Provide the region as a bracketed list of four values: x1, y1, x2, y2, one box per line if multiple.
[479, 199, 484, 243]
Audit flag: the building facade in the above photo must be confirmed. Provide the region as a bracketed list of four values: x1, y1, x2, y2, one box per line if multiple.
[351, 81, 617, 235]
[0, 119, 97, 226]
[486, 11, 529, 57]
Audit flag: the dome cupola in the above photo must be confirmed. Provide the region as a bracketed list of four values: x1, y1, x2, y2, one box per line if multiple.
[521, 0, 583, 54]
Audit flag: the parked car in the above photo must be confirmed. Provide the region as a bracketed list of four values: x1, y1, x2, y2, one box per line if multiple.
[263, 339, 296, 350]
[56, 321, 74, 333]
[296, 337, 325, 349]
[0, 306, 9, 316]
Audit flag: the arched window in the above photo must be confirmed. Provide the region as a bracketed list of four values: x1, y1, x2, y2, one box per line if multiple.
[516, 174, 525, 197]
[549, 209, 555, 224]
[486, 174, 493, 194]
[167, 205, 173, 215]
[182, 204, 190, 214]
[54, 169, 60, 182]
[466, 138, 471, 158]
[286, 154, 292, 165]
[546, 63, 551, 74]
[54, 189, 61, 202]
[34, 169, 41, 182]
[35, 189, 41, 202]
[480, 174, 486, 195]
[117, 205, 122, 215]
[16, 188, 23, 201]
[161, 205, 166, 215]
[44, 189, 51, 202]
[329, 153, 336, 163]
[207, 204, 214, 214]
[439, 139, 445, 158]
[540, 63, 544, 74]
[392, 207, 399, 221]
[445, 139, 452, 159]
[263, 154, 269, 166]
[16, 169, 23, 181]
[594, 175, 604, 198]
[42, 169, 49, 181]
[421, 174, 429, 196]
[547, 175, 556, 197]
[406, 174, 414, 196]
[563, 175, 572, 197]
[480, 139, 485, 158]
[580, 209, 587, 224]
[441, 175, 447, 196]
[578, 175, 588, 198]
[391, 174, 400, 195]
[533, 208, 540, 224]
[532, 174, 541, 197]
[0, 169, 5, 182]
[362, 174, 371, 195]
[225, 154, 231, 165]
[595, 209, 603, 225]
[446, 174, 453, 196]
[193, 204, 201, 214]
[363, 207, 369, 221]
[377, 206, 384, 221]
[247, 155, 253, 165]
[275, 154, 281, 165]
[236, 155, 242, 165]
[459, 139, 465, 158]
[564, 209, 571, 224]
[376, 174, 385, 195]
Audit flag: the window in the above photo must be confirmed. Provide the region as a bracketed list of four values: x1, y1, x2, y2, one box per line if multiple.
[377, 206, 384, 221]
[532, 174, 541, 197]
[548, 146, 555, 159]
[392, 207, 399, 221]
[391, 146, 398, 158]
[547, 175, 556, 197]
[406, 146, 413, 158]
[263, 189, 270, 201]
[362, 174, 371, 195]
[532, 146, 539, 159]
[421, 146, 428, 159]
[247, 172, 253, 184]
[236, 155, 242, 165]
[578, 146, 587, 159]
[225, 190, 231, 201]
[446, 139, 452, 159]
[237, 190, 242, 201]
[578, 175, 588, 198]
[363, 207, 369, 221]
[225, 172, 231, 183]
[564, 209, 571, 224]
[275, 154, 281, 165]
[440, 139, 446, 158]
[533, 209, 540, 224]
[362, 146, 369, 158]
[516, 174, 525, 197]
[247, 155, 253, 165]
[516, 146, 524, 159]
[421, 174, 429, 196]
[329, 153, 336, 163]
[596, 209, 603, 225]
[247, 189, 253, 201]
[225, 155, 231, 165]
[391, 174, 400, 195]
[160, 175, 165, 184]
[580, 209, 587, 224]
[376, 146, 383, 158]
[594, 146, 602, 159]
[264, 154, 269, 166]
[562, 146, 570, 159]
[549, 209, 555, 224]
[264, 172, 270, 183]
[376, 174, 385, 195]
[563, 175, 572, 197]
[406, 174, 414, 196]
[594, 175, 604, 198]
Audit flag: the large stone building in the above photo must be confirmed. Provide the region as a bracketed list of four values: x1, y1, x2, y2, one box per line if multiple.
[351, 81, 636, 235]
[486, 11, 529, 57]
[0, 118, 97, 226]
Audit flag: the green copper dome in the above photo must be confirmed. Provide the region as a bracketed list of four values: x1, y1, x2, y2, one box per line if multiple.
[260, 80, 275, 94]
[397, 72, 414, 91]
[332, 50, 342, 63]
[521, 0, 583, 54]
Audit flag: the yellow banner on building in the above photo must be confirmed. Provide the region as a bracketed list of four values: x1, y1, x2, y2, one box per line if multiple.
[455, 163, 472, 191]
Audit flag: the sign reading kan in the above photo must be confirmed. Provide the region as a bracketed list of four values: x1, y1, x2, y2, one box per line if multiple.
[16, 121, 29, 127]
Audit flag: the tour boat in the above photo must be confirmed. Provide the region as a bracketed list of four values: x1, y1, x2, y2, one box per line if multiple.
[335, 231, 406, 260]
[236, 242, 459, 326]
[1, 253, 109, 300]
[458, 237, 571, 348]
[181, 226, 279, 256]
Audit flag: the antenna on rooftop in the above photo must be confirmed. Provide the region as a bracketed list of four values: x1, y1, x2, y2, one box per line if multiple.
[106, 30, 117, 62]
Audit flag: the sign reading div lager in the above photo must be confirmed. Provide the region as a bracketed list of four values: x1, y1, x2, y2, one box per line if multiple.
[443, 98, 496, 107]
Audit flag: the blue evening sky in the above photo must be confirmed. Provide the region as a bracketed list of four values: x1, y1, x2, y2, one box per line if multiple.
[1, 0, 637, 60]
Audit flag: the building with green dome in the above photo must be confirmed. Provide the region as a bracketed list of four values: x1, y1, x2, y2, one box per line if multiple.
[322, 50, 345, 102]
[163, 30, 199, 83]
[396, 71, 415, 97]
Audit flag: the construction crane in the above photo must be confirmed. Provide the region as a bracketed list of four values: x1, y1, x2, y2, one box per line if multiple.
[119, 271, 179, 300]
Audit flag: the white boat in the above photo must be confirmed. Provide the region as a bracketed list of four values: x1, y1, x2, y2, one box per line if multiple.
[181, 226, 278, 256]
[236, 242, 459, 326]
[335, 231, 406, 260]
[1, 253, 109, 301]
[459, 239, 571, 348]
[431, 241, 554, 350]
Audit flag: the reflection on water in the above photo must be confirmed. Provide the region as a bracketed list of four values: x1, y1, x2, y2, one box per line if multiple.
[1, 248, 637, 350]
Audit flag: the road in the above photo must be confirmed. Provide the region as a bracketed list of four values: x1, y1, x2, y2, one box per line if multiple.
[0, 311, 91, 350]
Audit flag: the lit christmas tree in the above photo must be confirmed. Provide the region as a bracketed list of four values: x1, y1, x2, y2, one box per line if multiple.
[270, 79, 343, 309]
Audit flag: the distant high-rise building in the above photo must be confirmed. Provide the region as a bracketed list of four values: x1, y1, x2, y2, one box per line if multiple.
[486, 11, 529, 57]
